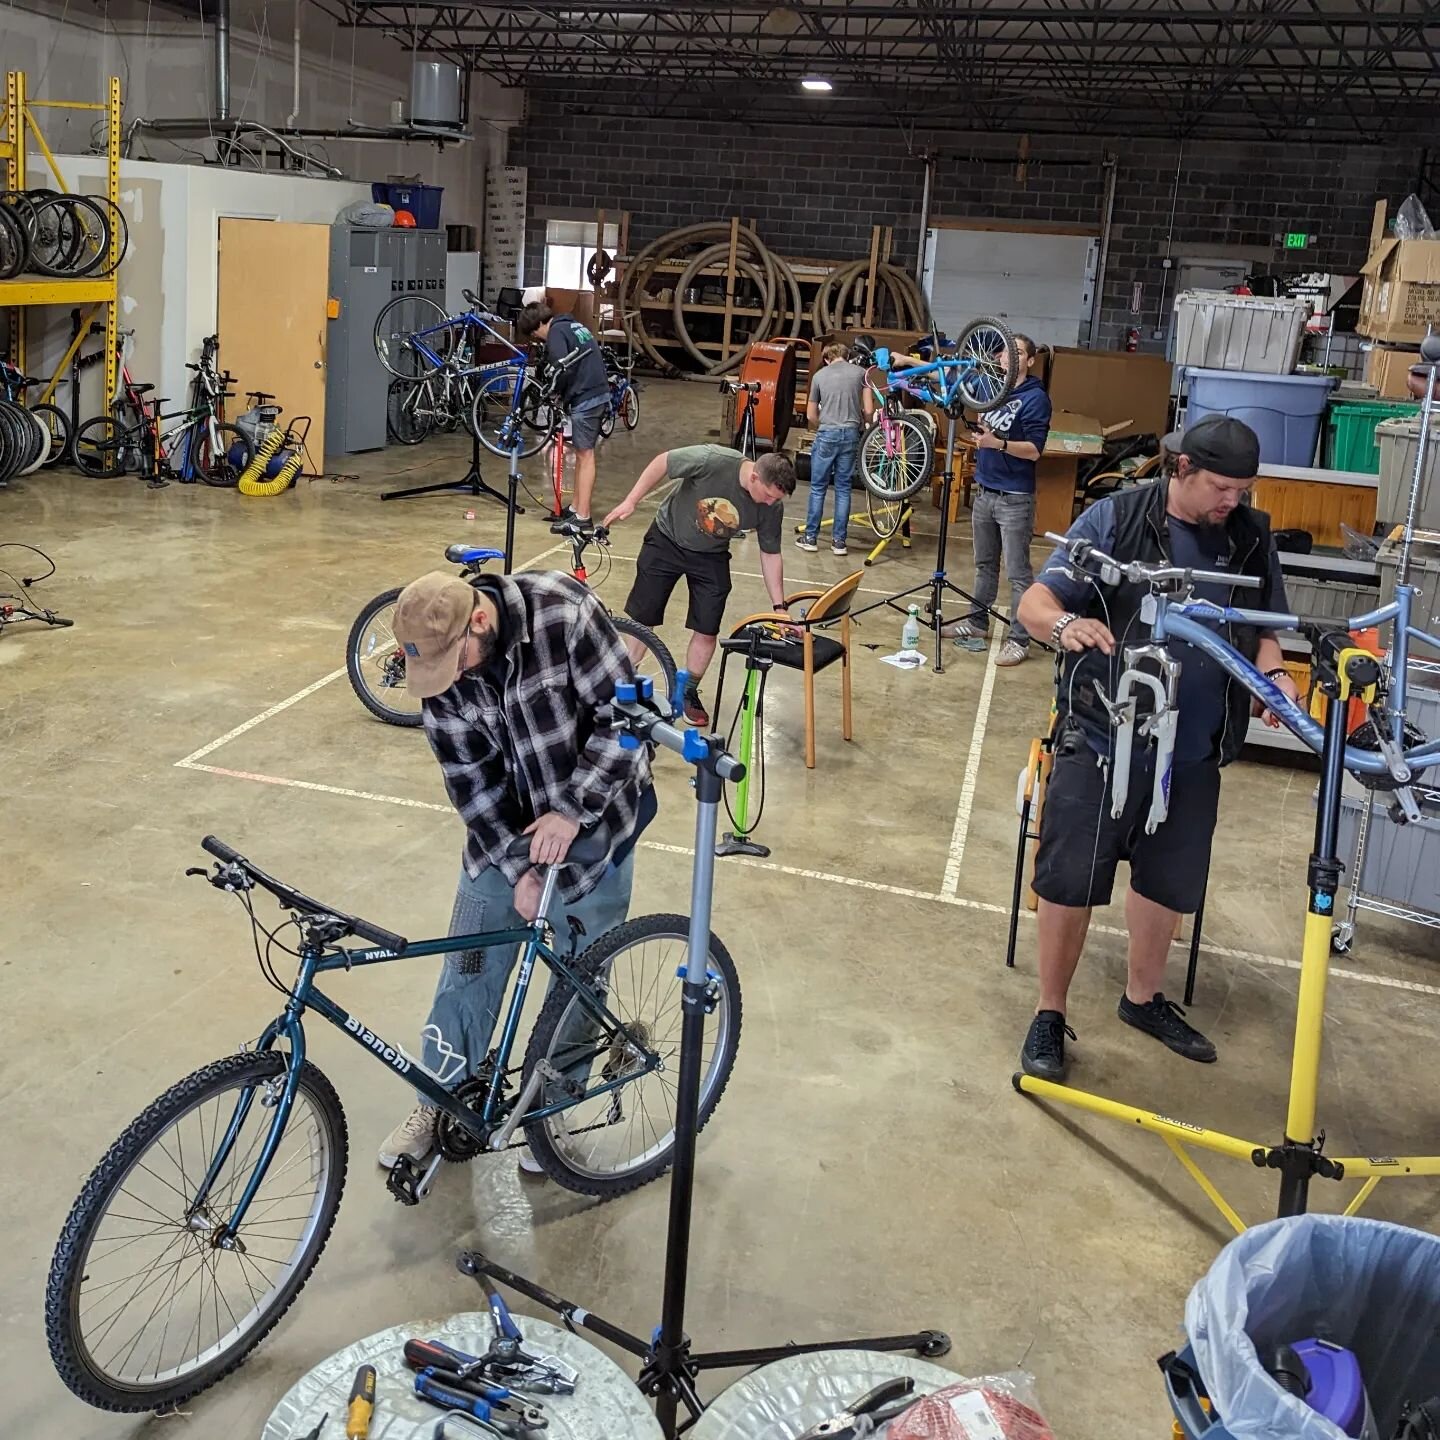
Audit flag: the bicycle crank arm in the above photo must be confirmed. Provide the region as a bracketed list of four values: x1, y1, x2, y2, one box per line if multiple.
[488, 1061, 563, 1151]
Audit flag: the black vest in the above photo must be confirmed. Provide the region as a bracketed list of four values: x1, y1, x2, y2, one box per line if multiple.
[1057, 481, 1275, 767]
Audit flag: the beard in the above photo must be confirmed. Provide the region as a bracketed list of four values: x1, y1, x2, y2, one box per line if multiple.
[461, 625, 498, 674]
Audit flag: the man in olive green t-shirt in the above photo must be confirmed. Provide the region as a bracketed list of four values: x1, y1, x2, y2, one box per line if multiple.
[604, 445, 796, 726]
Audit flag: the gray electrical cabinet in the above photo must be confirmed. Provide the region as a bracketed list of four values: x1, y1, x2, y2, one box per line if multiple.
[326, 228, 449, 456]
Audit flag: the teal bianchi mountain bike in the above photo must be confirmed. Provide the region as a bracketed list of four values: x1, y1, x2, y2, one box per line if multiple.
[46, 833, 741, 1412]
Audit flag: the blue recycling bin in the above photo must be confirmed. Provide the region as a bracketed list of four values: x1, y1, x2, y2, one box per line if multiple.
[1165, 1214, 1440, 1438]
[1185, 368, 1337, 467]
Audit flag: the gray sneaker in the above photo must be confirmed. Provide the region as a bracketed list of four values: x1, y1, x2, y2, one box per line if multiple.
[996, 639, 1030, 667]
[831, 541, 849, 556]
[377, 1104, 438, 1168]
[795, 535, 818, 553]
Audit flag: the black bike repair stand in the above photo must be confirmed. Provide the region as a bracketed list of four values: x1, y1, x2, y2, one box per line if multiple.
[458, 679, 950, 1438]
[380, 426, 519, 517]
[853, 411, 1013, 675]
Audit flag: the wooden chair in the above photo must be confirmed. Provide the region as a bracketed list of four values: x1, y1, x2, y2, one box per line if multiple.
[731, 570, 863, 769]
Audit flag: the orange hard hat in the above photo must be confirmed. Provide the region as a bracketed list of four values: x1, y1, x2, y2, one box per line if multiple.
[393, 209, 417, 228]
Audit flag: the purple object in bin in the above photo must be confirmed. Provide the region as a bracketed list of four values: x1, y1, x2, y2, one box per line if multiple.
[1291, 1338, 1369, 1437]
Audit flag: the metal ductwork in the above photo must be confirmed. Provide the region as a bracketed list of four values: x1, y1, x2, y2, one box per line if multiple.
[214, 0, 231, 122]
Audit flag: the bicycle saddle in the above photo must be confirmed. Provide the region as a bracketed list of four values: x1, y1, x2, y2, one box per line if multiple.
[130, 383, 154, 394]
[504, 830, 611, 867]
[445, 543, 505, 566]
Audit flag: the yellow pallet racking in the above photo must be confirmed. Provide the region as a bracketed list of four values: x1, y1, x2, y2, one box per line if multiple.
[1, 70, 122, 404]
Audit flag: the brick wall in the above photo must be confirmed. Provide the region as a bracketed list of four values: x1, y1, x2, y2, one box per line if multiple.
[510, 102, 1422, 350]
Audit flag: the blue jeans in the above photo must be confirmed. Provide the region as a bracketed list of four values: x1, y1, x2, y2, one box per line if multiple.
[417, 849, 634, 1101]
[804, 425, 859, 544]
[966, 487, 1035, 645]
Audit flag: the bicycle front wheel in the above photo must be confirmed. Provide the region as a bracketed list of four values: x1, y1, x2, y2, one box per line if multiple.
[521, 914, 741, 1198]
[387, 377, 435, 446]
[374, 296, 451, 379]
[470, 370, 548, 459]
[73, 415, 126, 477]
[867, 486, 906, 542]
[621, 384, 640, 430]
[347, 586, 424, 726]
[858, 413, 933, 500]
[47, 1051, 347, 1412]
[611, 614, 677, 711]
[198, 422, 251, 488]
[954, 316, 1019, 413]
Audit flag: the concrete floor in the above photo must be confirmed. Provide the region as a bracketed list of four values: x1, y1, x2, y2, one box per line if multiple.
[5, 378, 1440, 1440]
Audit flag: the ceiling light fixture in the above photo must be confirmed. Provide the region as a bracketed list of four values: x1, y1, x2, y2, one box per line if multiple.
[801, 76, 833, 92]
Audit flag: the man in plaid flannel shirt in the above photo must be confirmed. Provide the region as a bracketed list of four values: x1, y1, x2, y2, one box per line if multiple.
[377, 568, 655, 1178]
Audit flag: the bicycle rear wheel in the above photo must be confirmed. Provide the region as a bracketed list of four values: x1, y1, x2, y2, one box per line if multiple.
[954, 316, 1019, 413]
[521, 914, 741, 1198]
[347, 586, 424, 726]
[46, 1051, 346, 1412]
[858, 412, 934, 500]
[73, 415, 127, 477]
[373, 296, 451, 379]
[610, 614, 677, 712]
[198, 422, 251, 488]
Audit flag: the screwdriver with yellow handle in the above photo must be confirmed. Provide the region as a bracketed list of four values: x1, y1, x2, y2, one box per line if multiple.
[345, 1363, 377, 1439]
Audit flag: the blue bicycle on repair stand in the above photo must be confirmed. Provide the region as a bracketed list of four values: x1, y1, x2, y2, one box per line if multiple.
[46, 815, 740, 1413]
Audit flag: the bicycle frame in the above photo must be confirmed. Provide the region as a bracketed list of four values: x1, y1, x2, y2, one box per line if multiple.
[197, 905, 658, 1237]
[872, 348, 980, 411]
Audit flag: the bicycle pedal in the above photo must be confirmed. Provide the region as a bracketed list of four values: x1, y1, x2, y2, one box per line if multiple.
[386, 1152, 442, 1206]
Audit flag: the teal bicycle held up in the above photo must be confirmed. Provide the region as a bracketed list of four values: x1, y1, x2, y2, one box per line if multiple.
[46, 832, 741, 1413]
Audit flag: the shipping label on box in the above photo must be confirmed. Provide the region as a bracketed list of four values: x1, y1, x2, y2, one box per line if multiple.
[1359, 237, 1440, 342]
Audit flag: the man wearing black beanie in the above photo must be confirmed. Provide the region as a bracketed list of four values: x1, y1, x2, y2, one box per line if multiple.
[1013, 415, 1301, 1082]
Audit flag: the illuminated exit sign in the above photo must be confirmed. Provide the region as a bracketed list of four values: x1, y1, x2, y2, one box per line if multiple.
[1285, 232, 1311, 249]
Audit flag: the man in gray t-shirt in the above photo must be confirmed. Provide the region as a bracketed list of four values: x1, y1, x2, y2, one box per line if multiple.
[801, 346, 874, 555]
[604, 445, 796, 726]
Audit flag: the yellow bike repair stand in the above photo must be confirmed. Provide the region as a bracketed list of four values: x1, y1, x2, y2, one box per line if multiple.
[1014, 641, 1440, 1231]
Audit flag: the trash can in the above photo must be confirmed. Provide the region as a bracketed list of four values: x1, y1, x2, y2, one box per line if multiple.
[1164, 1214, 1440, 1438]
[1185, 369, 1338, 467]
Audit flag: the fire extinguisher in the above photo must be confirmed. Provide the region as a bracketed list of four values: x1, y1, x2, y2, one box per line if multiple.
[1126, 327, 1140, 352]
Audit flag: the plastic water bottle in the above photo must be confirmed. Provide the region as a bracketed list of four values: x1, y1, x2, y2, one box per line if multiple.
[901, 605, 921, 650]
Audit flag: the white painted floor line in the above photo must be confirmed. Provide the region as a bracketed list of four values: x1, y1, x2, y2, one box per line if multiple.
[602, 551, 899, 599]
[174, 669, 348, 768]
[179, 763, 453, 811]
[941, 628, 1003, 896]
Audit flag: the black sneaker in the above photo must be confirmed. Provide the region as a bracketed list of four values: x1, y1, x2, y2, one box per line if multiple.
[1118, 992, 1217, 1063]
[682, 683, 710, 727]
[1020, 1010, 1075, 1082]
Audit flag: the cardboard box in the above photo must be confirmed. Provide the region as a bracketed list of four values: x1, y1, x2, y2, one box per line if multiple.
[1365, 344, 1423, 399]
[1042, 348, 1172, 438]
[1357, 238, 1440, 343]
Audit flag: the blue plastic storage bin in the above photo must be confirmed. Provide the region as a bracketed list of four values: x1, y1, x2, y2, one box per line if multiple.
[1165, 1214, 1440, 1439]
[1185, 368, 1337, 467]
[370, 181, 443, 229]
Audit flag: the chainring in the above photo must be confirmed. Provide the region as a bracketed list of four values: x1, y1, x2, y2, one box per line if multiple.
[1348, 716, 1430, 790]
[435, 1066, 505, 1162]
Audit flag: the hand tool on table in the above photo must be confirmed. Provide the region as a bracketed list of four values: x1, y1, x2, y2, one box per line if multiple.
[346, 1363, 376, 1438]
[298, 1414, 329, 1440]
[403, 1326, 577, 1396]
[794, 1378, 921, 1440]
[413, 1369, 549, 1436]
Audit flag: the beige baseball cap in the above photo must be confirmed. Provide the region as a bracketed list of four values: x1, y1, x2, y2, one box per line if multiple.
[391, 572, 478, 700]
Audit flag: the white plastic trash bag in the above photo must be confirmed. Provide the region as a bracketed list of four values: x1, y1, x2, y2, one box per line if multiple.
[1187, 1213, 1440, 1439]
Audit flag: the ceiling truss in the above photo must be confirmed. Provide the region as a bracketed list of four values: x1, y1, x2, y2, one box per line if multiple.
[322, 0, 1440, 142]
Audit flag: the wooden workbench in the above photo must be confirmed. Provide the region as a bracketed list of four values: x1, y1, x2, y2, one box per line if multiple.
[1252, 463, 1378, 548]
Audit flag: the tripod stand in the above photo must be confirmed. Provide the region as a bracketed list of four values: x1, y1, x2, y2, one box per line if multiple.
[853, 412, 1013, 674]
[381, 425, 518, 514]
[458, 677, 949, 1438]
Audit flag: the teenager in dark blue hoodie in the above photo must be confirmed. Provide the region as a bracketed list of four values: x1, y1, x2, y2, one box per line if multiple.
[949, 334, 1052, 666]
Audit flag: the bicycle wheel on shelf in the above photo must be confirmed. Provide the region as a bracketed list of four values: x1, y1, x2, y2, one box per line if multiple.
[85, 193, 130, 277]
[46, 1050, 347, 1413]
[858, 412, 934, 500]
[347, 586, 424, 726]
[610, 614, 677, 710]
[0, 200, 28, 278]
[521, 913, 741, 1198]
[30, 403, 72, 466]
[621, 384, 640, 431]
[954, 316, 1019, 413]
[373, 296, 452, 379]
[73, 415, 128, 477]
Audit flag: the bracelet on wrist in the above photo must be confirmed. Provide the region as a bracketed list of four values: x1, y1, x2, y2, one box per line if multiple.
[1050, 612, 1078, 646]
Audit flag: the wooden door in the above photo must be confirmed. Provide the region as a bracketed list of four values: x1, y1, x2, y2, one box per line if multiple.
[217, 219, 330, 474]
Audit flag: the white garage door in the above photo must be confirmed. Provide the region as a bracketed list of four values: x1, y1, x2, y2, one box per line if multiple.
[922, 228, 1099, 348]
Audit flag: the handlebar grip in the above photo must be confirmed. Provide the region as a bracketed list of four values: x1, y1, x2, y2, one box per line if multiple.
[201, 834, 243, 866]
[350, 916, 408, 953]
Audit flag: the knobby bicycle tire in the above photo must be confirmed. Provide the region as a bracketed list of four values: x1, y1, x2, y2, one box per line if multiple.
[347, 586, 423, 726]
[46, 1050, 347, 1412]
[610, 615, 677, 706]
[954, 316, 1020, 414]
[858, 413, 935, 501]
[521, 913, 741, 1198]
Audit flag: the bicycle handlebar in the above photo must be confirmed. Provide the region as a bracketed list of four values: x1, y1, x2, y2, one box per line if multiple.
[549, 520, 609, 545]
[199, 835, 408, 952]
[1042, 531, 1263, 592]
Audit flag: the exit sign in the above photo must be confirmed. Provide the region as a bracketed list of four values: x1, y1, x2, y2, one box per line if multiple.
[1285, 232, 1310, 249]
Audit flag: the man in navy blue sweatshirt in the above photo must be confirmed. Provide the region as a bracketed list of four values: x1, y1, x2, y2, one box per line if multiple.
[949, 334, 1052, 667]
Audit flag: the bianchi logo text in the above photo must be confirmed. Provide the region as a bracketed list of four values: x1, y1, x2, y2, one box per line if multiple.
[344, 1015, 411, 1074]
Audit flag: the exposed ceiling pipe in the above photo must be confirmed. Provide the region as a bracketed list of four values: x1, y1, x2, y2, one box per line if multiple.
[286, 0, 302, 129]
[214, 0, 232, 122]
